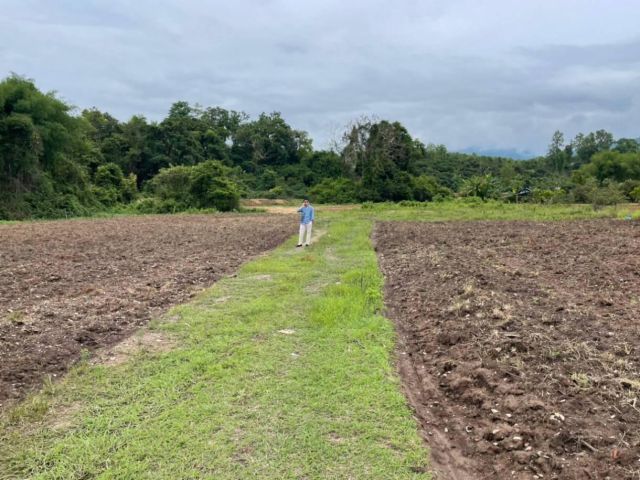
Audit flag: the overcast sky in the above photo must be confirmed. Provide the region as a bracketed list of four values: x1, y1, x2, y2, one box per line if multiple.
[2, 0, 640, 157]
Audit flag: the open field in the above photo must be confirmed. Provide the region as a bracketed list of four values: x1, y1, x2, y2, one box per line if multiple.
[374, 219, 640, 479]
[1, 202, 638, 479]
[0, 214, 295, 405]
[1, 214, 428, 480]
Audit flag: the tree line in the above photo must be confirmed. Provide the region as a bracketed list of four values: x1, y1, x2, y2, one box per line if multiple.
[1, 74, 639, 220]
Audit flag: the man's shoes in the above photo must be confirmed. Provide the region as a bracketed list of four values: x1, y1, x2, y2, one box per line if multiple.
[296, 244, 303, 248]
[304, 244, 309, 247]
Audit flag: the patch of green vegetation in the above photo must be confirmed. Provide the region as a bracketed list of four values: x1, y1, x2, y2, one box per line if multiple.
[1, 310, 25, 324]
[570, 372, 591, 389]
[1, 203, 623, 478]
[0, 214, 429, 480]
[360, 199, 620, 222]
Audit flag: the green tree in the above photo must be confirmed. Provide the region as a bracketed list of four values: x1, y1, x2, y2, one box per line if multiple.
[572, 130, 613, 167]
[459, 174, 498, 200]
[613, 137, 640, 154]
[546, 130, 571, 174]
[411, 175, 450, 201]
[0, 75, 97, 219]
[230, 112, 309, 171]
[356, 120, 416, 201]
[189, 160, 240, 211]
[581, 151, 640, 183]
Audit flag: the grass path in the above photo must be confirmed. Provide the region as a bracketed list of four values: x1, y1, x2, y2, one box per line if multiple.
[0, 215, 429, 479]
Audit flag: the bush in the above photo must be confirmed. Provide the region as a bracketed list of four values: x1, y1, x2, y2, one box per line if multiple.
[592, 183, 625, 206]
[149, 165, 192, 203]
[307, 178, 358, 203]
[94, 163, 124, 189]
[146, 160, 240, 212]
[92, 186, 120, 206]
[569, 178, 597, 203]
[620, 179, 640, 201]
[189, 161, 240, 211]
[122, 173, 138, 203]
[411, 175, 452, 202]
[532, 188, 566, 204]
[265, 185, 285, 199]
[630, 186, 640, 202]
[132, 197, 190, 214]
[92, 163, 138, 206]
[458, 175, 498, 200]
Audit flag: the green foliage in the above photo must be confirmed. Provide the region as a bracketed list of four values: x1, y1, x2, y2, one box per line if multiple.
[230, 112, 310, 170]
[0, 75, 97, 219]
[308, 178, 358, 203]
[613, 137, 640, 154]
[94, 162, 124, 189]
[572, 130, 613, 167]
[189, 161, 240, 211]
[265, 185, 285, 199]
[532, 188, 566, 204]
[411, 174, 451, 201]
[149, 165, 193, 203]
[591, 182, 625, 206]
[2, 74, 639, 219]
[132, 196, 187, 214]
[459, 174, 499, 200]
[619, 179, 640, 201]
[580, 151, 640, 183]
[357, 121, 417, 201]
[629, 186, 640, 202]
[148, 160, 240, 211]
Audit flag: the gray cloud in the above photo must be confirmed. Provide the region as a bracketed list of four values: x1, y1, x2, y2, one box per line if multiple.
[2, 0, 640, 156]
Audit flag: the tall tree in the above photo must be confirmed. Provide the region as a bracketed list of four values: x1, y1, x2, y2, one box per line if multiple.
[0, 75, 96, 218]
[546, 130, 570, 174]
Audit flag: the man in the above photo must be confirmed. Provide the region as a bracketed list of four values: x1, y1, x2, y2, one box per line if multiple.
[296, 199, 314, 247]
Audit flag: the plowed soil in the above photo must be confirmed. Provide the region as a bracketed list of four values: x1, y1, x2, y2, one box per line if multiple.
[0, 214, 294, 405]
[374, 219, 640, 480]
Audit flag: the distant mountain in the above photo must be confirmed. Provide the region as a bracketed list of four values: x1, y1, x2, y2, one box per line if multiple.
[459, 147, 539, 160]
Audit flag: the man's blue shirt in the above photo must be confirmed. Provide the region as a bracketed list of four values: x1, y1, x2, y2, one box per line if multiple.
[298, 206, 314, 224]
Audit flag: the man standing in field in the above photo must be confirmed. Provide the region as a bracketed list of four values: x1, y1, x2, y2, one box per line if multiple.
[297, 199, 314, 247]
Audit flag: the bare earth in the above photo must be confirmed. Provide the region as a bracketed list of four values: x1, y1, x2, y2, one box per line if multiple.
[374, 219, 640, 480]
[0, 214, 295, 405]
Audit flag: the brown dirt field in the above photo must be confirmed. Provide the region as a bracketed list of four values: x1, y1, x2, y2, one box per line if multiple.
[259, 205, 359, 215]
[374, 219, 640, 480]
[0, 214, 295, 406]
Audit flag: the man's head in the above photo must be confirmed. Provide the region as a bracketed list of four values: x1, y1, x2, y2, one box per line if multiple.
[303, 199, 309, 207]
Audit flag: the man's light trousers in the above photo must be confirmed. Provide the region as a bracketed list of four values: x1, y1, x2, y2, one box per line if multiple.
[299, 222, 312, 245]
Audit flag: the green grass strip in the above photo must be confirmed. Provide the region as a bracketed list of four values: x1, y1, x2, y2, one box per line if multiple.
[0, 215, 428, 480]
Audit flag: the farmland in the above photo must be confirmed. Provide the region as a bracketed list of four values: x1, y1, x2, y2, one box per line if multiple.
[374, 219, 640, 479]
[1, 203, 639, 479]
[0, 214, 295, 404]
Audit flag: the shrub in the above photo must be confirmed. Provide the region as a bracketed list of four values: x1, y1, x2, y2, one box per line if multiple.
[592, 183, 625, 206]
[307, 178, 358, 203]
[122, 173, 138, 203]
[132, 197, 190, 214]
[620, 179, 640, 201]
[458, 175, 498, 200]
[94, 163, 124, 189]
[146, 160, 240, 212]
[92, 186, 120, 206]
[532, 188, 566, 204]
[266, 185, 285, 199]
[411, 175, 452, 202]
[149, 165, 192, 203]
[189, 161, 240, 211]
